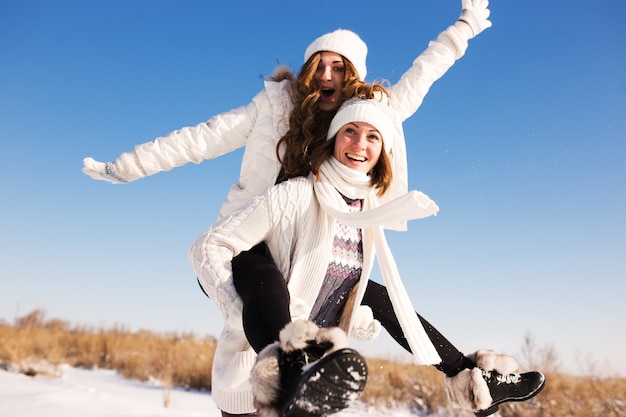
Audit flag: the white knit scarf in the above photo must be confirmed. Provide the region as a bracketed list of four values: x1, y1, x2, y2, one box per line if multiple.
[314, 157, 442, 365]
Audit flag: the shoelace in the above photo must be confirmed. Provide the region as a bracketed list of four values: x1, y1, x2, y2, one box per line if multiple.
[483, 370, 522, 385]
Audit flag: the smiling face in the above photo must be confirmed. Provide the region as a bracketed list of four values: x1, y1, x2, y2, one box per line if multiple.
[333, 121, 383, 173]
[315, 52, 345, 112]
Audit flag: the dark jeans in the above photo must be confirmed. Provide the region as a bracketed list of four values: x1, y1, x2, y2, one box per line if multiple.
[201, 242, 475, 377]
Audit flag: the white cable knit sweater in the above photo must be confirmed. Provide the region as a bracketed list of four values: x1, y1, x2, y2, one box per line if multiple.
[189, 176, 379, 414]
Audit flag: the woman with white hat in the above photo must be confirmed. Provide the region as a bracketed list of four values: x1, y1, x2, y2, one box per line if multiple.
[190, 89, 545, 417]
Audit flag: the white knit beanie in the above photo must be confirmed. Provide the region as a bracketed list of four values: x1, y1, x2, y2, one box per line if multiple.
[304, 29, 368, 80]
[327, 95, 397, 152]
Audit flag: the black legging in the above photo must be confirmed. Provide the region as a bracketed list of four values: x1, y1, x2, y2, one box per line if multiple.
[207, 242, 475, 377]
[361, 280, 475, 376]
[231, 242, 292, 352]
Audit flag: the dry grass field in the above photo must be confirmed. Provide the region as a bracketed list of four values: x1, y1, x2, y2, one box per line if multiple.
[1, 310, 624, 416]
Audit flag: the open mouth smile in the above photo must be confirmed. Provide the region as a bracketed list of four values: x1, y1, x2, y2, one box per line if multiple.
[346, 153, 366, 162]
[321, 88, 335, 98]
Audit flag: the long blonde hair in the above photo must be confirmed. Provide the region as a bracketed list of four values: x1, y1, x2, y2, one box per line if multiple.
[275, 53, 388, 183]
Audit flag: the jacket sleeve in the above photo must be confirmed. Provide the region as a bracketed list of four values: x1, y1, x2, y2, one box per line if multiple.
[113, 90, 266, 181]
[389, 22, 472, 122]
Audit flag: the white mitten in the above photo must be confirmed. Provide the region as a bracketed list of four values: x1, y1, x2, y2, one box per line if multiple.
[458, 0, 492, 39]
[83, 152, 146, 184]
[82, 157, 128, 184]
[350, 305, 382, 342]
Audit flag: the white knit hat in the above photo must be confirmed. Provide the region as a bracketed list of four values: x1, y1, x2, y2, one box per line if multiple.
[304, 29, 368, 80]
[327, 95, 397, 152]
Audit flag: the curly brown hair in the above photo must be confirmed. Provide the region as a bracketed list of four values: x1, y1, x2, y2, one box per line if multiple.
[274, 52, 390, 184]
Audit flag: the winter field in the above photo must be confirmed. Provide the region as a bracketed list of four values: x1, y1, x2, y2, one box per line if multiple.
[1, 310, 625, 417]
[1, 364, 413, 417]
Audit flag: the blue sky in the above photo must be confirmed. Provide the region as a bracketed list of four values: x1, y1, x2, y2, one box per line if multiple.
[1, 0, 625, 377]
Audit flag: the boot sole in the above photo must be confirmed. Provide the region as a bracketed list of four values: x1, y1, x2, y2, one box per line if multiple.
[280, 348, 368, 417]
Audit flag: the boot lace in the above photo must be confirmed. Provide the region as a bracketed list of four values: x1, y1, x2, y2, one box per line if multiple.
[483, 370, 522, 385]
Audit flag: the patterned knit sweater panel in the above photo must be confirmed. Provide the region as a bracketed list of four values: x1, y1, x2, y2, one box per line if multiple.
[310, 196, 363, 327]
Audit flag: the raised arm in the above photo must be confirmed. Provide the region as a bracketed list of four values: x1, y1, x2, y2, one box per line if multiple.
[389, 0, 492, 121]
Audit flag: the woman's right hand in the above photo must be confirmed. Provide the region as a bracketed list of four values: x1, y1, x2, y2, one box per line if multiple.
[459, 0, 492, 39]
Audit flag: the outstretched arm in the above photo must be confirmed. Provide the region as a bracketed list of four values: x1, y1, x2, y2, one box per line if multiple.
[82, 92, 263, 184]
[389, 0, 492, 121]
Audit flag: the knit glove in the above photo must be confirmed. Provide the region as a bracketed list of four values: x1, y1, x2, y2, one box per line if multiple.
[458, 0, 492, 39]
[83, 157, 128, 184]
[350, 305, 382, 342]
[84, 149, 151, 184]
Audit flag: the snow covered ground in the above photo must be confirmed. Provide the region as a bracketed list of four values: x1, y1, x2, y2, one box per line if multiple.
[0, 364, 421, 417]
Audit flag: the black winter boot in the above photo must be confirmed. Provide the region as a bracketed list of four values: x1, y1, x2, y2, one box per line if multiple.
[475, 369, 545, 416]
[444, 349, 546, 417]
[280, 347, 367, 417]
[276, 338, 332, 408]
[250, 320, 367, 417]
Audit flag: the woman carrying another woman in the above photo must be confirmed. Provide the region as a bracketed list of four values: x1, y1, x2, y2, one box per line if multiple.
[189, 90, 546, 417]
